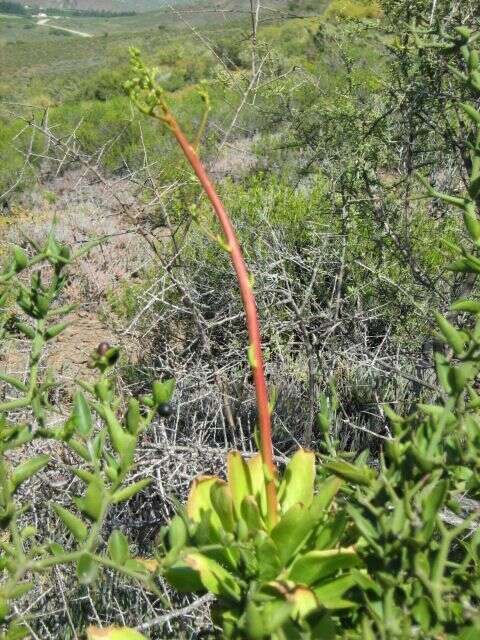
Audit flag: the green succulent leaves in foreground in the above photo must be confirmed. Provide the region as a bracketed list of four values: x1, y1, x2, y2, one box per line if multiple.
[86, 628, 147, 640]
[157, 450, 360, 639]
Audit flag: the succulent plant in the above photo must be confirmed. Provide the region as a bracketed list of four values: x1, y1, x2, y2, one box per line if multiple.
[155, 449, 360, 639]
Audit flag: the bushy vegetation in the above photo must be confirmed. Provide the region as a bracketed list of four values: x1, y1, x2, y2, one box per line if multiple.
[2, 0, 480, 637]
[0, 1, 26, 15]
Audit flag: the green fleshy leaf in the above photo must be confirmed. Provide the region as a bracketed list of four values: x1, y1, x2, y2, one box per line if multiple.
[186, 476, 223, 530]
[278, 449, 315, 512]
[271, 504, 316, 566]
[167, 515, 188, 550]
[184, 552, 242, 601]
[313, 575, 357, 610]
[227, 451, 252, 519]
[241, 495, 263, 531]
[163, 559, 205, 593]
[87, 627, 147, 639]
[310, 476, 344, 519]
[247, 453, 267, 519]
[210, 481, 236, 532]
[288, 548, 359, 586]
[256, 535, 282, 581]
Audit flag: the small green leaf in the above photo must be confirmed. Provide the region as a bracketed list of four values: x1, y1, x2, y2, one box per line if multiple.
[112, 478, 151, 504]
[12, 246, 28, 272]
[247, 453, 267, 518]
[448, 363, 476, 393]
[167, 515, 188, 550]
[49, 543, 65, 556]
[323, 460, 374, 487]
[463, 206, 480, 242]
[309, 613, 337, 640]
[52, 504, 88, 541]
[435, 352, 452, 394]
[152, 379, 175, 405]
[126, 399, 141, 435]
[164, 559, 205, 593]
[460, 101, 480, 124]
[245, 601, 267, 639]
[12, 455, 49, 490]
[108, 530, 129, 566]
[315, 510, 348, 550]
[435, 313, 466, 355]
[75, 477, 105, 521]
[72, 468, 96, 485]
[256, 535, 281, 581]
[310, 476, 344, 519]
[15, 322, 35, 340]
[0, 372, 27, 392]
[103, 406, 136, 463]
[452, 299, 480, 313]
[73, 392, 93, 437]
[45, 321, 69, 341]
[241, 495, 263, 531]
[68, 439, 91, 462]
[77, 553, 98, 585]
[346, 505, 381, 552]
[421, 480, 448, 540]
[263, 599, 295, 634]
[351, 570, 381, 596]
[412, 597, 432, 632]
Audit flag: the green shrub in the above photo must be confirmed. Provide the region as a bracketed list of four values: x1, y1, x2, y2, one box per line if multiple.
[0, 233, 174, 639]
[325, 0, 383, 20]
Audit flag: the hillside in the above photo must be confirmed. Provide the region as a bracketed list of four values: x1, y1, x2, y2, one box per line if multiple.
[6, 0, 165, 11]
[6, 0, 259, 13]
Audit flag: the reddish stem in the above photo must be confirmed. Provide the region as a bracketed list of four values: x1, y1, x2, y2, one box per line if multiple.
[165, 114, 278, 525]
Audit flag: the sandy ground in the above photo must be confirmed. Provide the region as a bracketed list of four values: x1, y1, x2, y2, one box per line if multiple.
[0, 169, 152, 391]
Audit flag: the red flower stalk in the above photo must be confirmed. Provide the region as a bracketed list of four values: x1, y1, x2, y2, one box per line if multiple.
[167, 114, 278, 526]
[127, 51, 278, 525]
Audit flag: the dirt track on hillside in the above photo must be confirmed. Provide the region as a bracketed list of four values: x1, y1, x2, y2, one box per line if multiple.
[37, 18, 92, 38]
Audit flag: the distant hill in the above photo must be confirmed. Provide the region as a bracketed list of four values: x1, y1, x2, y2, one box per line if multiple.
[9, 0, 196, 13]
